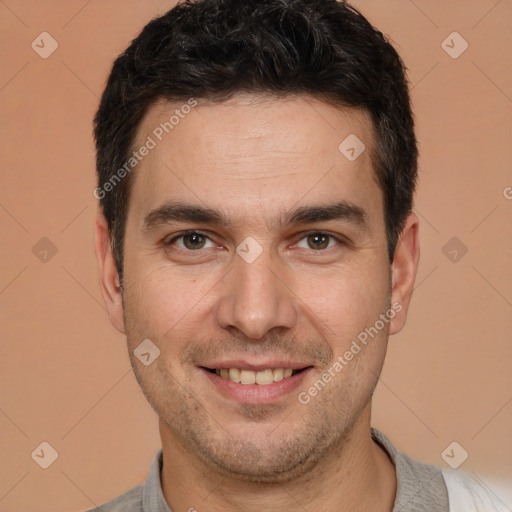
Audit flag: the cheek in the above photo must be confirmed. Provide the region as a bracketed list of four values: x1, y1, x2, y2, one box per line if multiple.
[122, 272, 198, 393]
[303, 265, 390, 341]
[122, 262, 216, 348]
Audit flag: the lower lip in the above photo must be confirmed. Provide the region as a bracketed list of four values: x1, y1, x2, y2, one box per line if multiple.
[200, 367, 313, 404]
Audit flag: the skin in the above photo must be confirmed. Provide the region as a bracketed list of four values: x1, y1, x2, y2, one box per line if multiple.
[95, 94, 420, 512]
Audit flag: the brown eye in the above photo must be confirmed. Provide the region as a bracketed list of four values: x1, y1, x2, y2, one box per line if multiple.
[182, 233, 206, 250]
[296, 232, 339, 251]
[167, 231, 214, 251]
[306, 233, 330, 250]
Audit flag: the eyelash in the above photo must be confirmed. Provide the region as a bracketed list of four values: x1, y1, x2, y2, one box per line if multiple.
[165, 230, 345, 253]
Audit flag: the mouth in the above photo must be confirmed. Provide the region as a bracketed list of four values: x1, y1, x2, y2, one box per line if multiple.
[202, 367, 308, 385]
[199, 363, 314, 404]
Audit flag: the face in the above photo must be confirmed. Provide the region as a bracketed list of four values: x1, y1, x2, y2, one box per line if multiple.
[96, 94, 418, 483]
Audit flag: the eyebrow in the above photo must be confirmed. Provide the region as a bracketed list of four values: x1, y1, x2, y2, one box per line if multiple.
[142, 200, 368, 232]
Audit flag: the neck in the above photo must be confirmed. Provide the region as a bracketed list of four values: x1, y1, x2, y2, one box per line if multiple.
[159, 404, 396, 512]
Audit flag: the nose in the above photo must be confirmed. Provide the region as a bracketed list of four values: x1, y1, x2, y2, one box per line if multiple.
[215, 247, 298, 340]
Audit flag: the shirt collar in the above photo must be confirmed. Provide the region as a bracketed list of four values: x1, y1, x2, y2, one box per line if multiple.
[142, 448, 172, 512]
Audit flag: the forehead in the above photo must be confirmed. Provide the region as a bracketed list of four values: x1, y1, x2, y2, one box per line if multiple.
[128, 94, 382, 230]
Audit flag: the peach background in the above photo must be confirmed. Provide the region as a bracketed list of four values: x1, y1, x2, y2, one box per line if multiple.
[0, 1, 511, 511]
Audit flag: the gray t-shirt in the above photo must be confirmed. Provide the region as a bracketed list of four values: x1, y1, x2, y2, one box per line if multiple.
[86, 428, 450, 512]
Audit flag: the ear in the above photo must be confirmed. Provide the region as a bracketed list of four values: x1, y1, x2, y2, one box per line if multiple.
[389, 212, 420, 335]
[94, 213, 126, 334]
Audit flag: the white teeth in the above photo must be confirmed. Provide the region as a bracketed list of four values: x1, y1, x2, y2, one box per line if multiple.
[229, 368, 241, 383]
[240, 370, 256, 384]
[273, 368, 284, 382]
[255, 369, 274, 385]
[213, 367, 300, 385]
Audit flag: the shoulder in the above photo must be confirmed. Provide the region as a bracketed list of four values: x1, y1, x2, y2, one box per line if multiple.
[82, 449, 165, 512]
[372, 428, 449, 510]
[442, 469, 509, 512]
[83, 483, 143, 512]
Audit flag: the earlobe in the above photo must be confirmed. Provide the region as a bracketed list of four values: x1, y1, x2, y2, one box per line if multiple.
[94, 213, 126, 334]
[389, 213, 420, 335]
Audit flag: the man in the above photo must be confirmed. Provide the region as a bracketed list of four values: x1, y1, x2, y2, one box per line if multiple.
[90, 0, 504, 510]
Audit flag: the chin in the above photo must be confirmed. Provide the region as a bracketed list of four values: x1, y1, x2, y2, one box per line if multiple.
[188, 427, 333, 484]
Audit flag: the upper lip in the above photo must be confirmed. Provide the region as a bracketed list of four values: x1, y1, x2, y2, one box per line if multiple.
[200, 359, 313, 371]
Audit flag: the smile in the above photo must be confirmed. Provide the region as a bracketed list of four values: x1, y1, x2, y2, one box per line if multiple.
[200, 365, 313, 404]
[210, 367, 301, 385]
